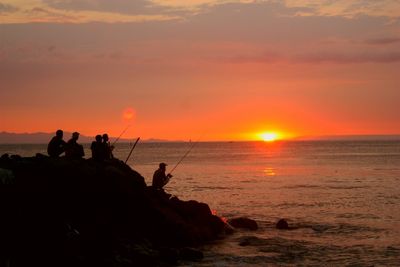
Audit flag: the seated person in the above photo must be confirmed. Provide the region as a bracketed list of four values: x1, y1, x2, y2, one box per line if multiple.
[152, 162, 173, 189]
[47, 129, 66, 157]
[65, 132, 84, 159]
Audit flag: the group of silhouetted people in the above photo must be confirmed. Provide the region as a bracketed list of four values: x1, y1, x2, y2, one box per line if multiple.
[47, 130, 84, 159]
[47, 129, 113, 161]
[90, 134, 114, 161]
[47, 129, 172, 189]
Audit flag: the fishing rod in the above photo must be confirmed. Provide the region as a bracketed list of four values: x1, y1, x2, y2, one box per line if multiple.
[112, 125, 131, 147]
[125, 137, 140, 164]
[169, 137, 202, 175]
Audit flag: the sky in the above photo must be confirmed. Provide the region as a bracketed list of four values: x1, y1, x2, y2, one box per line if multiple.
[1, 0, 400, 141]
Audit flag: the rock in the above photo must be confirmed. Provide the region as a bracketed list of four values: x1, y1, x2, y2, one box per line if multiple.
[0, 155, 229, 266]
[159, 247, 179, 264]
[179, 247, 204, 261]
[228, 217, 258, 230]
[276, 219, 289, 230]
[223, 223, 235, 235]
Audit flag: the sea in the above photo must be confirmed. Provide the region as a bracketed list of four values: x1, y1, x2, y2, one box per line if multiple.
[1, 141, 400, 266]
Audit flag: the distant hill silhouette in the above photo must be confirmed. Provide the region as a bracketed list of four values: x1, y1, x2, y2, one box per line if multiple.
[0, 132, 180, 144]
[0, 131, 130, 144]
[295, 135, 400, 141]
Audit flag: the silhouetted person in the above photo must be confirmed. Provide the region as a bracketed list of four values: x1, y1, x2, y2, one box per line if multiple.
[152, 163, 173, 189]
[91, 134, 104, 161]
[47, 129, 66, 157]
[65, 132, 84, 159]
[102, 134, 114, 160]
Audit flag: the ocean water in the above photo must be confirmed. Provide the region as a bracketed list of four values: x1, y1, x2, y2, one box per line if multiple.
[1, 141, 400, 266]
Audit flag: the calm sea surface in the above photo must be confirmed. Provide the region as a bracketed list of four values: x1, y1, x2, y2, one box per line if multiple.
[1, 141, 400, 266]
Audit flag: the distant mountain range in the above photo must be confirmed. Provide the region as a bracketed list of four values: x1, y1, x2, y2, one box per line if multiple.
[0, 132, 172, 144]
[294, 135, 400, 141]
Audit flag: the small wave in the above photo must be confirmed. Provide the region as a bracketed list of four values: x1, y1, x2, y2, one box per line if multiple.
[336, 213, 380, 220]
[373, 168, 400, 171]
[191, 186, 238, 191]
[218, 235, 400, 266]
[324, 185, 369, 190]
[274, 202, 330, 208]
[239, 179, 259, 183]
[279, 184, 322, 189]
[310, 222, 385, 236]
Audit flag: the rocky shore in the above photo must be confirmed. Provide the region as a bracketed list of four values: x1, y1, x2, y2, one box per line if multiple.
[0, 154, 232, 266]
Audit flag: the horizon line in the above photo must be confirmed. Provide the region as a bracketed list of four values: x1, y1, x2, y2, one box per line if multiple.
[1, 131, 400, 145]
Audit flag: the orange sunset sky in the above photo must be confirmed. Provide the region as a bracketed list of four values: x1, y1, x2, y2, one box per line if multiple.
[1, 0, 400, 141]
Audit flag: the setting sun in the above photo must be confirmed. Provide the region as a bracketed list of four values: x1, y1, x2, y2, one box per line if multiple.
[260, 132, 279, 142]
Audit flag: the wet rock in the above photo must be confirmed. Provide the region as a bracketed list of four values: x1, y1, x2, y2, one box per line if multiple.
[228, 217, 258, 230]
[223, 223, 235, 235]
[276, 219, 290, 230]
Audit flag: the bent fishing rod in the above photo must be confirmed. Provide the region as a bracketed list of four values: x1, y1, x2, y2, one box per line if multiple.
[169, 138, 203, 175]
[112, 125, 131, 147]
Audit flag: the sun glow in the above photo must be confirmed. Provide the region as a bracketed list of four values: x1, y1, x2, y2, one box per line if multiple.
[259, 132, 279, 142]
[123, 107, 136, 122]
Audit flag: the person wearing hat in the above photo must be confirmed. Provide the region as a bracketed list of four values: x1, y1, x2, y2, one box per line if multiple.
[152, 162, 173, 189]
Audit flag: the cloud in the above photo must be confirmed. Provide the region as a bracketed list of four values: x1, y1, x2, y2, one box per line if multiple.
[0, 2, 18, 13]
[1, 1, 399, 66]
[365, 37, 400, 45]
[44, 0, 185, 15]
[285, 0, 400, 18]
[2, 0, 400, 24]
[220, 51, 400, 64]
[293, 52, 400, 64]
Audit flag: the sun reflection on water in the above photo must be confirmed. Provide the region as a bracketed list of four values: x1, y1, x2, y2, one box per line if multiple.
[264, 167, 276, 176]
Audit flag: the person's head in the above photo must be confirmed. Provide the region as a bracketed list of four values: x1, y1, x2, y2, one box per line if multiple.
[56, 129, 63, 138]
[159, 162, 167, 170]
[102, 134, 109, 142]
[72, 132, 80, 141]
[95, 135, 102, 142]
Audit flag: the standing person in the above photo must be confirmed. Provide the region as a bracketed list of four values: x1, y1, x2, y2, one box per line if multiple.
[152, 163, 173, 189]
[90, 134, 104, 161]
[65, 132, 85, 159]
[47, 129, 66, 157]
[102, 134, 114, 160]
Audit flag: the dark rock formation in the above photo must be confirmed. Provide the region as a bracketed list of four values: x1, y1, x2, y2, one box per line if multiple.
[276, 219, 290, 230]
[0, 154, 228, 266]
[228, 217, 258, 231]
[179, 247, 204, 261]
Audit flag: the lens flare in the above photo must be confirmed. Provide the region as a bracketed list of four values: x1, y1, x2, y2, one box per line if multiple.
[123, 108, 136, 121]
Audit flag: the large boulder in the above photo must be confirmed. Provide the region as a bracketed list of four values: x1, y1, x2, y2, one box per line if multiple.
[276, 219, 290, 230]
[228, 217, 258, 231]
[0, 154, 229, 266]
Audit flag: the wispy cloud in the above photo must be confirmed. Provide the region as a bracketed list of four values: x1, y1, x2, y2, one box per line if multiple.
[285, 0, 400, 18]
[0, 2, 18, 13]
[0, 0, 181, 24]
[365, 37, 400, 45]
[43, 0, 181, 15]
[293, 51, 400, 64]
[219, 51, 400, 64]
[2, 0, 400, 24]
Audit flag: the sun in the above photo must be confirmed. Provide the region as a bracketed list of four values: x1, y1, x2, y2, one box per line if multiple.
[260, 132, 279, 142]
